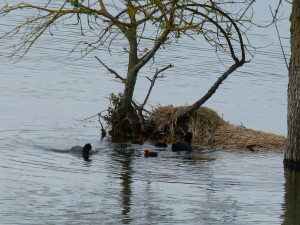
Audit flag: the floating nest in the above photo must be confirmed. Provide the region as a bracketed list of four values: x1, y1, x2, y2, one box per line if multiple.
[148, 105, 286, 150]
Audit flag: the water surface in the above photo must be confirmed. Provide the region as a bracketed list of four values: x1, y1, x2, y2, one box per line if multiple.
[0, 134, 288, 224]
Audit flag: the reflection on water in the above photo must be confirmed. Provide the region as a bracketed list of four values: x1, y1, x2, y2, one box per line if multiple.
[117, 148, 134, 224]
[0, 132, 293, 224]
[282, 168, 300, 225]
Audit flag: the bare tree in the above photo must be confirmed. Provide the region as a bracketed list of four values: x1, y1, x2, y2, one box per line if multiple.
[1, 0, 254, 136]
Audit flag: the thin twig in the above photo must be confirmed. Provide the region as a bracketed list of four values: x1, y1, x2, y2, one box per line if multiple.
[131, 100, 146, 132]
[269, 5, 289, 70]
[98, 114, 107, 139]
[80, 109, 107, 121]
[141, 64, 173, 109]
[130, 64, 172, 132]
[95, 55, 125, 82]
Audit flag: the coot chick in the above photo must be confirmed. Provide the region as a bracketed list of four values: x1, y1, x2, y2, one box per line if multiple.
[144, 149, 158, 157]
[154, 136, 168, 148]
[171, 132, 193, 152]
[131, 136, 145, 145]
[82, 143, 92, 161]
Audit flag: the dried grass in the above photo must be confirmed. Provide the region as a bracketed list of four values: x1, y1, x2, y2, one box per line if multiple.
[149, 105, 286, 150]
[214, 124, 286, 149]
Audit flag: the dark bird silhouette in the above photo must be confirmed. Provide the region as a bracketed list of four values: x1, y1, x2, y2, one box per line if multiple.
[131, 136, 145, 145]
[171, 132, 193, 152]
[154, 136, 168, 148]
[82, 143, 92, 161]
[144, 149, 158, 157]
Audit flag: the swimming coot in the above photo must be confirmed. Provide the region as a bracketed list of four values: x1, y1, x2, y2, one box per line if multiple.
[171, 132, 193, 152]
[154, 136, 168, 148]
[144, 149, 158, 157]
[131, 136, 145, 145]
[82, 143, 92, 160]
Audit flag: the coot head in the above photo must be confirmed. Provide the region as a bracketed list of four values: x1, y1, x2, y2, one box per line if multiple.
[83, 143, 92, 152]
[82, 143, 92, 160]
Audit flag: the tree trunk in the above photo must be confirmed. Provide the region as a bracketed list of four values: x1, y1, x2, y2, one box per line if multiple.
[120, 31, 139, 112]
[111, 30, 142, 137]
[285, 0, 300, 169]
[119, 69, 138, 113]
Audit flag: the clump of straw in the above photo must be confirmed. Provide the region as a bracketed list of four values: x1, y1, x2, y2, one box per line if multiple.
[149, 105, 286, 150]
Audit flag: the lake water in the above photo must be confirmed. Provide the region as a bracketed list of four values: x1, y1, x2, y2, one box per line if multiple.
[1, 1, 299, 224]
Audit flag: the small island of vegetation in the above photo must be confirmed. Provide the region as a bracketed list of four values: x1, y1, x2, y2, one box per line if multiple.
[147, 106, 286, 151]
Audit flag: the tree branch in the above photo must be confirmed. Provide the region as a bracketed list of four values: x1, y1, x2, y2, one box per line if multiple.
[131, 64, 173, 132]
[178, 61, 245, 120]
[95, 56, 125, 82]
[141, 64, 173, 109]
[176, 3, 247, 120]
[185, 5, 244, 64]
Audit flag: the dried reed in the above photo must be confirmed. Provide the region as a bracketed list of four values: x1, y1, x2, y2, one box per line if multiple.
[149, 106, 286, 150]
